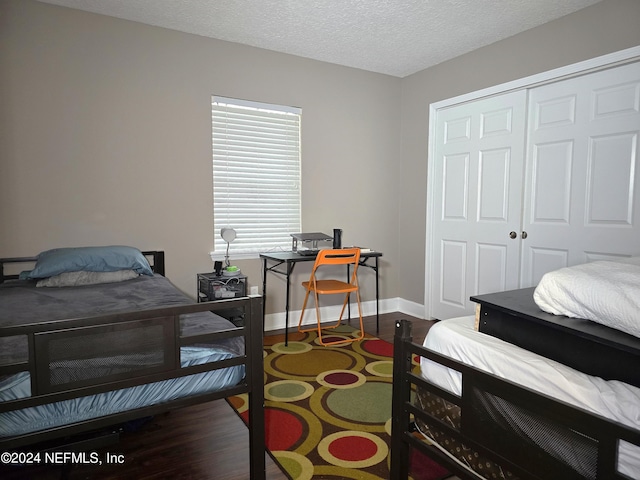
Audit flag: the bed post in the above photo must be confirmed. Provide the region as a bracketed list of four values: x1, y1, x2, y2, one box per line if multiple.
[141, 251, 165, 276]
[390, 319, 413, 480]
[246, 295, 266, 480]
[153, 251, 165, 276]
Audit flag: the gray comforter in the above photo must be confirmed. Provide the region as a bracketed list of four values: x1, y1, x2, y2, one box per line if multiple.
[0, 274, 244, 364]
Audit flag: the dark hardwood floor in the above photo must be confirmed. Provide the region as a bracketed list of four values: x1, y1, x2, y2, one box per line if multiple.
[0, 312, 433, 480]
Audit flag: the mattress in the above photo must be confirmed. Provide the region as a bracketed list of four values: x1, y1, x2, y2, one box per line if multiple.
[0, 348, 244, 437]
[0, 273, 237, 327]
[0, 274, 245, 437]
[420, 316, 640, 479]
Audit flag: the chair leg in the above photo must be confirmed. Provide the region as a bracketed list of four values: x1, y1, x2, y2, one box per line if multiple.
[298, 289, 330, 336]
[336, 292, 350, 323]
[353, 290, 365, 342]
[313, 291, 324, 340]
[297, 288, 313, 333]
[299, 288, 366, 347]
[317, 291, 365, 347]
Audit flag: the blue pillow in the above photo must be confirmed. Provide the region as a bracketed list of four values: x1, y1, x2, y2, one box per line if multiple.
[27, 246, 153, 279]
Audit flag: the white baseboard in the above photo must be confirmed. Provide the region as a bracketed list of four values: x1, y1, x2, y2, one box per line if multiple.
[396, 297, 427, 319]
[263, 297, 425, 331]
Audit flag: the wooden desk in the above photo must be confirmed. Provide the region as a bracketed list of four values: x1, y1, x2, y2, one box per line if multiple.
[260, 250, 382, 345]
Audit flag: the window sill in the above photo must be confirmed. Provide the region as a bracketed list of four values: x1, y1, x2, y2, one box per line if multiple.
[209, 252, 261, 262]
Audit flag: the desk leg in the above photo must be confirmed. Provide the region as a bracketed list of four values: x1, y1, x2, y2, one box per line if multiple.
[262, 258, 268, 332]
[375, 257, 379, 334]
[284, 262, 295, 346]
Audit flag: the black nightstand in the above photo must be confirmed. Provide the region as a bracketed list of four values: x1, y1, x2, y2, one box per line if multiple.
[197, 273, 247, 326]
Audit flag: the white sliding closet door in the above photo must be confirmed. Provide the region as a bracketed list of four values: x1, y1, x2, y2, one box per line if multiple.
[430, 91, 527, 320]
[427, 56, 640, 320]
[521, 62, 640, 285]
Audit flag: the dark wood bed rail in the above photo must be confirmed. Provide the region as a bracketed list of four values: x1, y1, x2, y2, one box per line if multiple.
[0, 250, 166, 282]
[391, 319, 640, 480]
[0, 300, 246, 405]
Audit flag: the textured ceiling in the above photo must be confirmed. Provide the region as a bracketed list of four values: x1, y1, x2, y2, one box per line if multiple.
[37, 0, 602, 77]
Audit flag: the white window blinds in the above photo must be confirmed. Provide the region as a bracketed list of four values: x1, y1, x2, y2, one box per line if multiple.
[212, 96, 301, 255]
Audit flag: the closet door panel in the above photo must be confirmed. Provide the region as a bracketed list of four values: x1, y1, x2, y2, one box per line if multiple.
[440, 240, 467, 308]
[430, 90, 527, 319]
[522, 247, 569, 287]
[442, 153, 470, 219]
[530, 140, 573, 223]
[521, 62, 640, 286]
[476, 242, 508, 295]
[587, 132, 637, 225]
[478, 148, 511, 221]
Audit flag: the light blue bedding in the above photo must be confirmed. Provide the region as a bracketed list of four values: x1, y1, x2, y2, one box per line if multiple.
[0, 346, 244, 437]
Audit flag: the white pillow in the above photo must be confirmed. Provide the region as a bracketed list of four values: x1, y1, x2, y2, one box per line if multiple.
[533, 259, 640, 338]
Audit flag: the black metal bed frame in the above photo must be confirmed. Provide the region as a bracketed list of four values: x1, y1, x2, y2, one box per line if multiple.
[390, 319, 640, 480]
[0, 252, 266, 479]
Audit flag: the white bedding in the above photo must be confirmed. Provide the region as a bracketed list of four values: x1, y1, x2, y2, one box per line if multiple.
[533, 258, 640, 338]
[421, 316, 640, 478]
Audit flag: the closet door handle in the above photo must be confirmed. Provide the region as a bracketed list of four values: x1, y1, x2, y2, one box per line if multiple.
[509, 231, 517, 239]
[521, 231, 528, 239]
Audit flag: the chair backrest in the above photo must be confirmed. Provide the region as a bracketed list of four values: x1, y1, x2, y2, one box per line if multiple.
[309, 248, 361, 284]
[314, 248, 360, 266]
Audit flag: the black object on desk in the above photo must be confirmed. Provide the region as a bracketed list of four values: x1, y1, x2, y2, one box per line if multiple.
[290, 232, 333, 255]
[260, 250, 382, 345]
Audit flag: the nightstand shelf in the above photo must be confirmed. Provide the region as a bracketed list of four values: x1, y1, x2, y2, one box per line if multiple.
[197, 273, 247, 326]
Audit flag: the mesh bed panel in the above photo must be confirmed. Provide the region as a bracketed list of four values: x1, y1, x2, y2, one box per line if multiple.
[47, 322, 167, 386]
[415, 388, 518, 479]
[468, 386, 598, 480]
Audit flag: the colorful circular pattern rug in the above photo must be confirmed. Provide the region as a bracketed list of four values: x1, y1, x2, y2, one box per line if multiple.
[227, 325, 451, 480]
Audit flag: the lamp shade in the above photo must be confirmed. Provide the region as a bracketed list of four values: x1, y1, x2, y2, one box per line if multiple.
[221, 227, 237, 244]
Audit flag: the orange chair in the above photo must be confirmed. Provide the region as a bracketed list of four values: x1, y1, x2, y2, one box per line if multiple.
[297, 248, 365, 346]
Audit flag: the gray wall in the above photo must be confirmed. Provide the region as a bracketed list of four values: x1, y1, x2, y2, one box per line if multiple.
[398, 0, 640, 309]
[0, 0, 401, 323]
[2, 0, 640, 324]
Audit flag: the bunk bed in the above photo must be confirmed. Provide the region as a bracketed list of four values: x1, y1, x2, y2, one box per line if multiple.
[391, 260, 640, 480]
[0, 246, 265, 479]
